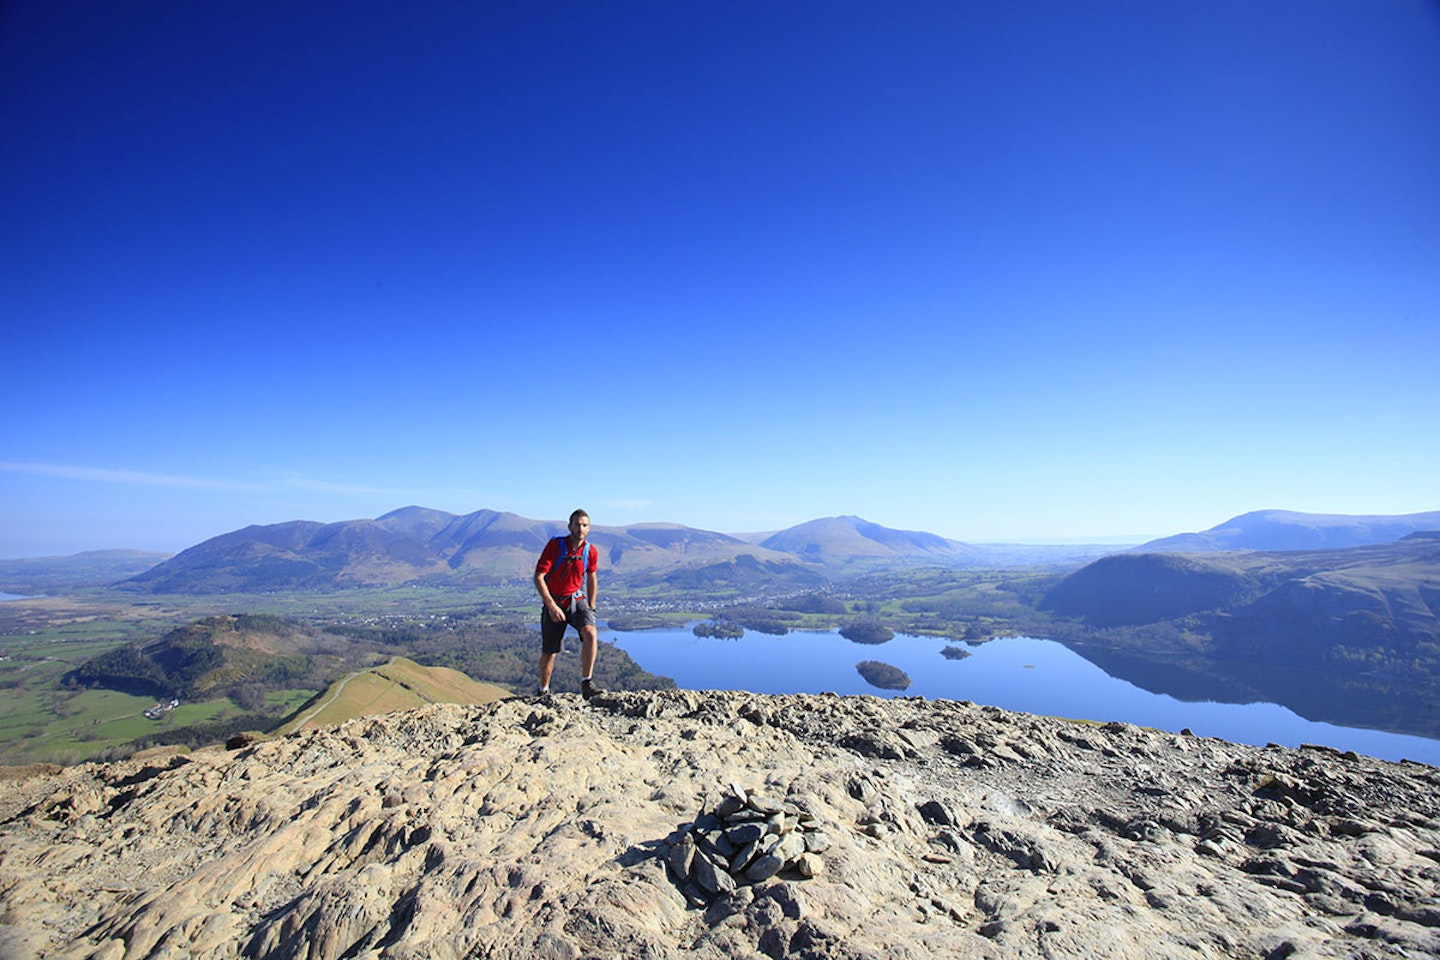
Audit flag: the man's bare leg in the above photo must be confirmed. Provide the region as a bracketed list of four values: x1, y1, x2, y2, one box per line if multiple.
[579, 625, 598, 680]
[538, 651, 557, 692]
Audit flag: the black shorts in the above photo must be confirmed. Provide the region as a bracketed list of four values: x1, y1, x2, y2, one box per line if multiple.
[540, 597, 596, 654]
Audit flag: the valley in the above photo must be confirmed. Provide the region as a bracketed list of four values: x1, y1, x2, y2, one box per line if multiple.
[2, 507, 1438, 766]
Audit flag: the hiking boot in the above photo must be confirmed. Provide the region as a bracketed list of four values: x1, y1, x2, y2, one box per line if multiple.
[581, 679, 603, 701]
[533, 688, 554, 705]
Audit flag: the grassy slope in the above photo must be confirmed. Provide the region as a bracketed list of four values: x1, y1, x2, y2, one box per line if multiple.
[274, 657, 509, 735]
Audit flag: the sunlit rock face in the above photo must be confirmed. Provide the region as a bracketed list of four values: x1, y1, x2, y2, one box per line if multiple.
[2, 690, 1438, 959]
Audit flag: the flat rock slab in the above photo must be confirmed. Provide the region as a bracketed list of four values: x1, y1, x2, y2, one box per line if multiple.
[0, 690, 1437, 959]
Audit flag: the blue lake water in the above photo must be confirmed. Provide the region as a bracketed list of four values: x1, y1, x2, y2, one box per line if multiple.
[603, 625, 1440, 766]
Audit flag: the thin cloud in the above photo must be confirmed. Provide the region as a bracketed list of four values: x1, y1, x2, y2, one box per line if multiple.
[0, 461, 405, 500]
[0, 461, 260, 491]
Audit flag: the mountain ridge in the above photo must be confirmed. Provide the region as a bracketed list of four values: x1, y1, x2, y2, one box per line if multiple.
[118, 510, 989, 594]
[760, 515, 981, 563]
[1135, 508, 1440, 553]
[26, 507, 1440, 595]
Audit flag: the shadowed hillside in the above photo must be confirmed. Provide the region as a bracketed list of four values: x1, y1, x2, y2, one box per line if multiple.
[1042, 537, 1440, 737]
[1041, 552, 1268, 627]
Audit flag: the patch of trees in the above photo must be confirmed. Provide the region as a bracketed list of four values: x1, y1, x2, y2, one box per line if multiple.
[605, 615, 672, 631]
[940, 645, 972, 660]
[856, 660, 910, 690]
[66, 616, 349, 701]
[693, 620, 744, 639]
[67, 644, 170, 697]
[721, 606, 792, 635]
[773, 593, 848, 615]
[840, 618, 894, 644]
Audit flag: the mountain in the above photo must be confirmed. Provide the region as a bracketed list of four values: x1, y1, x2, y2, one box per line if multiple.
[1042, 536, 1440, 685]
[0, 549, 171, 594]
[1135, 509, 1440, 553]
[120, 508, 802, 593]
[760, 515, 982, 564]
[3, 690, 1437, 959]
[118, 510, 994, 594]
[1041, 552, 1265, 628]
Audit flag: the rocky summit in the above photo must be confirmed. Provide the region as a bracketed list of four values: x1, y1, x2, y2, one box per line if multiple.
[1, 691, 1438, 960]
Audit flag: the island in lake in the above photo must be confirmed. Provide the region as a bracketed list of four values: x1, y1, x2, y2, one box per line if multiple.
[856, 659, 910, 690]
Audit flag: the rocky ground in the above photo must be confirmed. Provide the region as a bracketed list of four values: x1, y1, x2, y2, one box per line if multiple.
[0, 690, 1437, 959]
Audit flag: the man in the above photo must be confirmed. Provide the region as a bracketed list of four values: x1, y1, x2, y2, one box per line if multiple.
[533, 508, 602, 700]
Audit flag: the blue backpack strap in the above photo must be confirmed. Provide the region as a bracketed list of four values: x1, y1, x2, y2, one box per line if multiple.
[552, 536, 591, 576]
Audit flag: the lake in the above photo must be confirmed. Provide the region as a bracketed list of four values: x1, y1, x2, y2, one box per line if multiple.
[603, 624, 1440, 766]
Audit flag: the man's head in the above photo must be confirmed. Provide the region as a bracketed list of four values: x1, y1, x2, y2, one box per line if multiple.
[568, 509, 590, 540]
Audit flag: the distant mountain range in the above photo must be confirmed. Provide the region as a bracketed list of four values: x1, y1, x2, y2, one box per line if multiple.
[120, 507, 794, 593]
[1134, 509, 1440, 553]
[758, 515, 981, 563]
[118, 509, 1114, 594]
[14, 506, 1438, 596]
[123, 509, 989, 594]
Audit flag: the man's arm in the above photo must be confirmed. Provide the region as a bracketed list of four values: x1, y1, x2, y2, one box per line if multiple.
[586, 567, 598, 611]
[534, 545, 565, 622]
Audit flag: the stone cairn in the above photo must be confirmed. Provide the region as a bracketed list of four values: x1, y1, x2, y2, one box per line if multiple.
[664, 783, 830, 906]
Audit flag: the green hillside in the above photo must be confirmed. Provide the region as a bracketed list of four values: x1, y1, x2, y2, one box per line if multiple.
[65, 614, 367, 700]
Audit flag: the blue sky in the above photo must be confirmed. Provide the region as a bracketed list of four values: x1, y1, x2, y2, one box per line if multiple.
[3, 1, 1438, 557]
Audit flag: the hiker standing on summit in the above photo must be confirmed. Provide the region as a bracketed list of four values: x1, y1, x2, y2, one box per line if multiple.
[534, 509, 602, 699]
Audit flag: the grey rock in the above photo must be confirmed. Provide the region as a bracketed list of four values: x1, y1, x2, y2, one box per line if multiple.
[917, 799, 957, 826]
[667, 834, 696, 881]
[724, 822, 765, 847]
[744, 853, 785, 883]
[795, 852, 824, 878]
[804, 829, 832, 854]
[775, 830, 806, 864]
[713, 795, 745, 818]
[693, 849, 736, 895]
[731, 838, 761, 874]
[748, 794, 784, 815]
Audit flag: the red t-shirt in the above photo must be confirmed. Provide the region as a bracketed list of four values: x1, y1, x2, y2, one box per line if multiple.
[536, 537, 597, 601]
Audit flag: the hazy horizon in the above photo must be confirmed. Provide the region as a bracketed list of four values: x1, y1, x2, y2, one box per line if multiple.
[5, 2, 1437, 558]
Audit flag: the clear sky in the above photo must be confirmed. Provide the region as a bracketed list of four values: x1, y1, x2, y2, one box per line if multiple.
[3, 1, 1438, 558]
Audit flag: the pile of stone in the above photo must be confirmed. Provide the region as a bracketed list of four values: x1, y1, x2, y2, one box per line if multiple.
[664, 783, 830, 904]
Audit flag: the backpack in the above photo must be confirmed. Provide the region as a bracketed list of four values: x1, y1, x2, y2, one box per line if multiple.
[547, 536, 594, 595]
